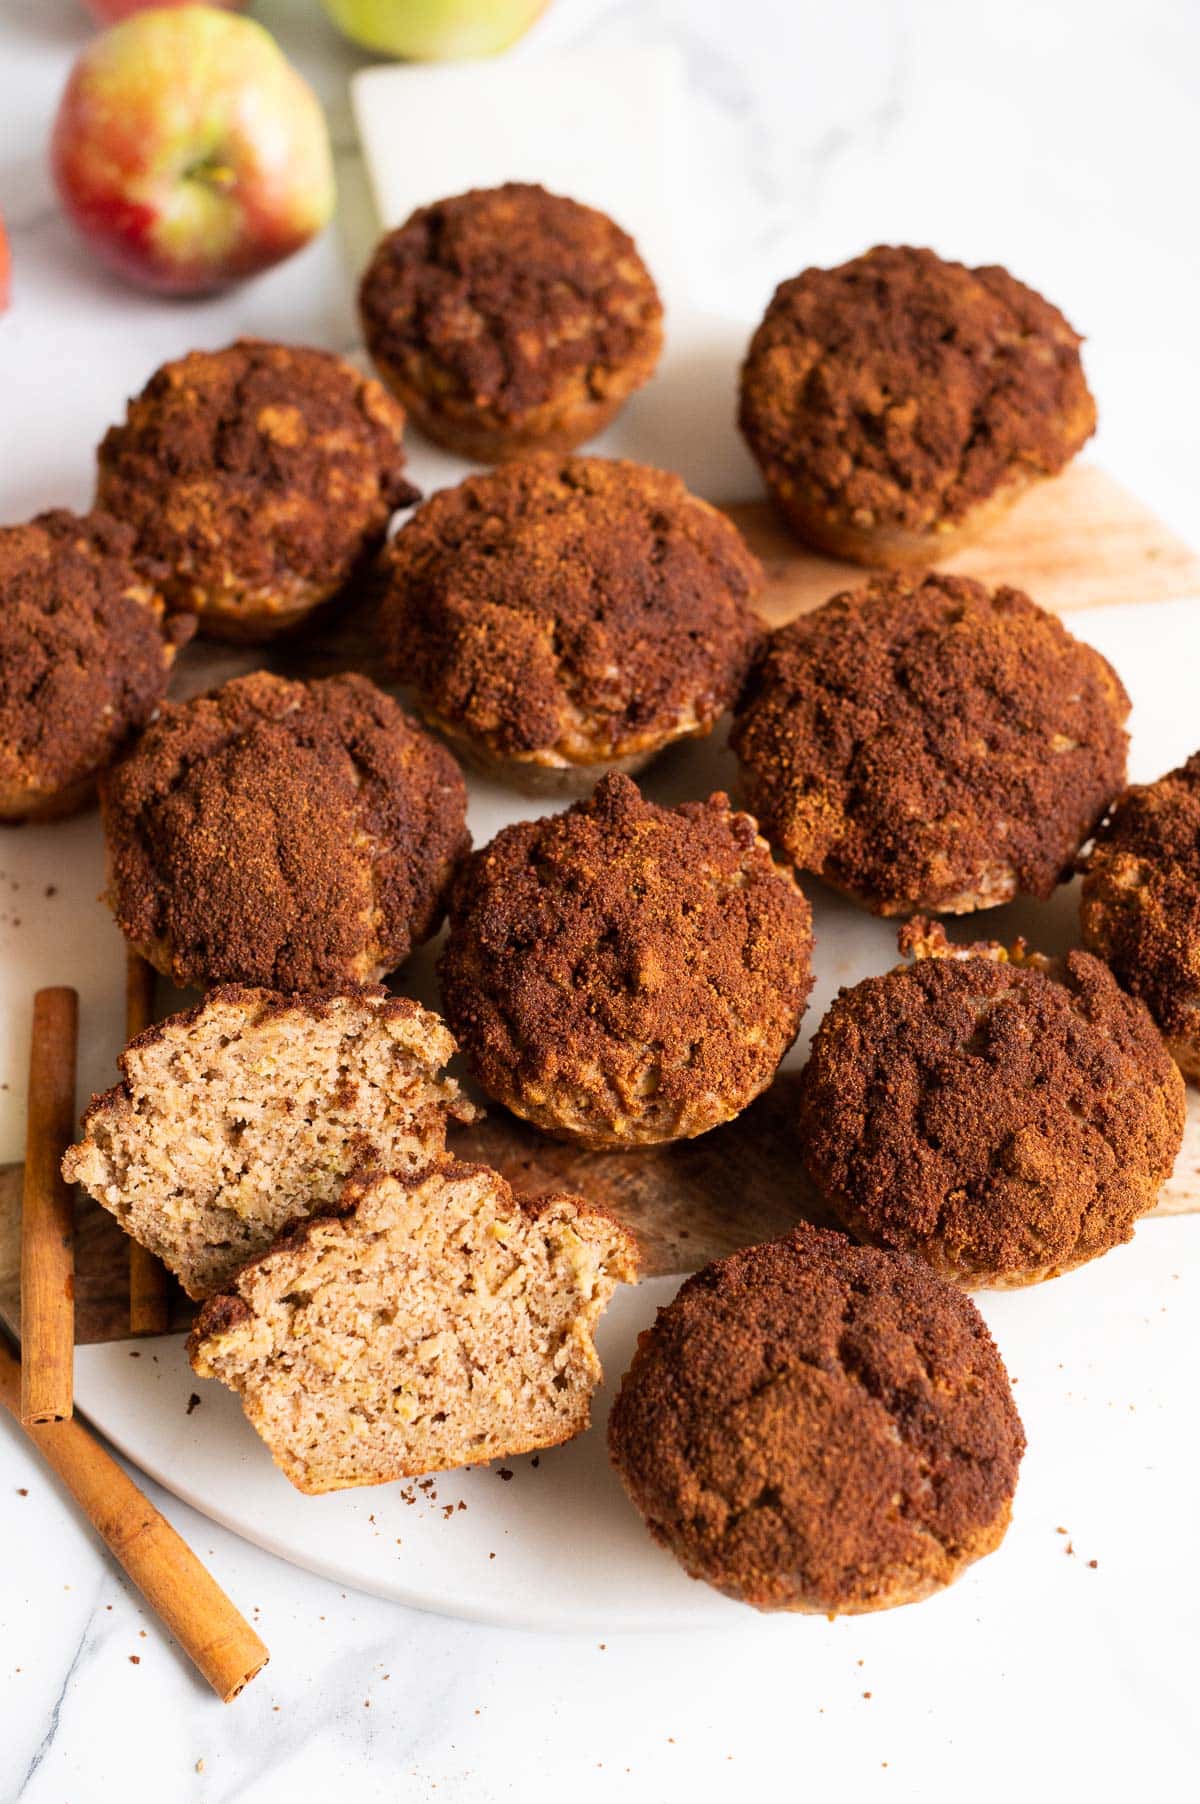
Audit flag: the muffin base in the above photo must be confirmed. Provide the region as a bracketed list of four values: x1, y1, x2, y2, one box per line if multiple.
[0, 771, 99, 824]
[422, 709, 714, 801]
[372, 361, 637, 465]
[761, 470, 1040, 569]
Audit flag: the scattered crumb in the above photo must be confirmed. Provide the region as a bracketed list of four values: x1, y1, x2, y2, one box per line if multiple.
[129, 1655, 141, 1666]
[129, 1351, 141, 1359]
[139, 1630, 147, 1639]
[186, 1393, 201, 1415]
[488, 1552, 495, 1560]
[1056, 1526, 1068, 1535]
[16, 1488, 27, 1497]
[44, 886, 56, 898]
[195, 1759, 205, 1775]
[1088, 1559, 1099, 1569]
[530, 1456, 540, 1468]
[498, 1469, 514, 1482]
[863, 1691, 872, 1700]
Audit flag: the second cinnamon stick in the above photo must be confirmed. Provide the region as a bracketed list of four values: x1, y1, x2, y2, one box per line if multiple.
[20, 986, 78, 1425]
[125, 951, 169, 1337]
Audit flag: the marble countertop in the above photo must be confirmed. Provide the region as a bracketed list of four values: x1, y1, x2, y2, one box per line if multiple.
[2, 2, 1198, 1799]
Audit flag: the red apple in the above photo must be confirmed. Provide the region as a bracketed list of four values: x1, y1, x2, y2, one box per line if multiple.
[0, 214, 10, 311]
[81, 1, 245, 21]
[52, 6, 335, 296]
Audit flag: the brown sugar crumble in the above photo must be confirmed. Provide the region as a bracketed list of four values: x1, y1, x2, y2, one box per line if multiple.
[99, 669, 469, 991]
[796, 929, 1185, 1287]
[608, 1224, 1025, 1614]
[739, 244, 1096, 564]
[439, 773, 814, 1148]
[376, 456, 763, 784]
[731, 572, 1129, 915]
[1081, 751, 1200, 1080]
[0, 509, 192, 823]
[96, 338, 417, 641]
[359, 183, 663, 461]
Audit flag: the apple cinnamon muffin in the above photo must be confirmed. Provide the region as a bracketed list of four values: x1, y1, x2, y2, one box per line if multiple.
[100, 670, 468, 991]
[96, 339, 417, 641]
[359, 183, 663, 461]
[64, 985, 473, 1299]
[0, 508, 192, 821]
[376, 456, 764, 794]
[189, 1160, 639, 1493]
[731, 572, 1129, 914]
[608, 1225, 1025, 1613]
[739, 245, 1096, 565]
[795, 922, 1185, 1287]
[1081, 752, 1200, 1079]
[439, 774, 814, 1148]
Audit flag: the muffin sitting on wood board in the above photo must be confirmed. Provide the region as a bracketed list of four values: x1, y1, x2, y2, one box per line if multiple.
[439, 773, 813, 1149]
[731, 571, 1129, 915]
[96, 338, 418, 642]
[375, 455, 764, 796]
[739, 244, 1096, 566]
[0, 509, 192, 822]
[795, 921, 1185, 1287]
[189, 1161, 639, 1494]
[99, 670, 469, 992]
[1080, 752, 1200, 1081]
[63, 986, 473, 1299]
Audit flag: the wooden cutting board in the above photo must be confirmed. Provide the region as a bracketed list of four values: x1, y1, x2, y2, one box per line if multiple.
[1, 464, 1198, 1345]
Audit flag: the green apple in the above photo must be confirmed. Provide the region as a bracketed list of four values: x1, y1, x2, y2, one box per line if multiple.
[321, 0, 550, 59]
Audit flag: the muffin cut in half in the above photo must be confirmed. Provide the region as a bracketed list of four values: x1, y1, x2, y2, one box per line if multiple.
[63, 986, 473, 1299]
[0, 509, 192, 822]
[96, 338, 418, 642]
[608, 1225, 1024, 1614]
[731, 571, 1129, 915]
[359, 183, 663, 462]
[1080, 751, 1200, 1080]
[738, 244, 1096, 566]
[376, 456, 764, 795]
[188, 1161, 639, 1494]
[99, 670, 469, 992]
[439, 774, 814, 1149]
[795, 921, 1185, 1287]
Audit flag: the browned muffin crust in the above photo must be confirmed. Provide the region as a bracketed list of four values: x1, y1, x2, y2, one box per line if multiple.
[359, 184, 663, 461]
[0, 508, 192, 822]
[100, 670, 468, 991]
[96, 339, 417, 642]
[738, 245, 1096, 564]
[439, 773, 814, 1149]
[376, 456, 764, 784]
[731, 572, 1129, 915]
[1081, 752, 1200, 1079]
[796, 930, 1185, 1286]
[608, 1225, 1024, 1613]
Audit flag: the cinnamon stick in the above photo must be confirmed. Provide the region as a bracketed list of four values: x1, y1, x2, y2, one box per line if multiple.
[20, 987, 78, 1425]
[125, 952, 169, 1337]
[0, 1336, 268, 1701]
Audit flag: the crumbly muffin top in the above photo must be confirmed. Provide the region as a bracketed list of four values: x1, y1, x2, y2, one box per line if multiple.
[96, 339, 417, 599]
[100, 670, 468, 990]
[1081, 752, 1200, 1041]
[607, 1225, 1025, 1614]
[796, 940, 1184, 1282]
[377, 457, 764, 762]
[738, 245, 1096, 532]
[0, 508, 191, 792]
[731, 572, 1129, 912]
[439, 774, 813, 1122]
[359, 184, 663, 419]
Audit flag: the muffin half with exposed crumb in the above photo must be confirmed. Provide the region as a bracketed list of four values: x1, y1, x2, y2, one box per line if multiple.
[100, 670, 468, 991]
[63, 986, 473, 1299]
[189, 1160, 639, 1493]
[96, 339, 417, 641]
[795, 922, 1185, 1287]
[739, 244, 1096, 565]
[0, 509, 193, 822]
[359, 184, 663, 461]
[1081, 752, 1200, 1079]
[609, 1225, 1025, 1613]
[440, 773, 813, 1148]
[731, 571, 1129, 914]
[376, 456, 764, 795]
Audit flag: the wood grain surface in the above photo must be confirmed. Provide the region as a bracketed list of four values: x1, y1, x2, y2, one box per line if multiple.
[1, 465, 1197, 1345]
